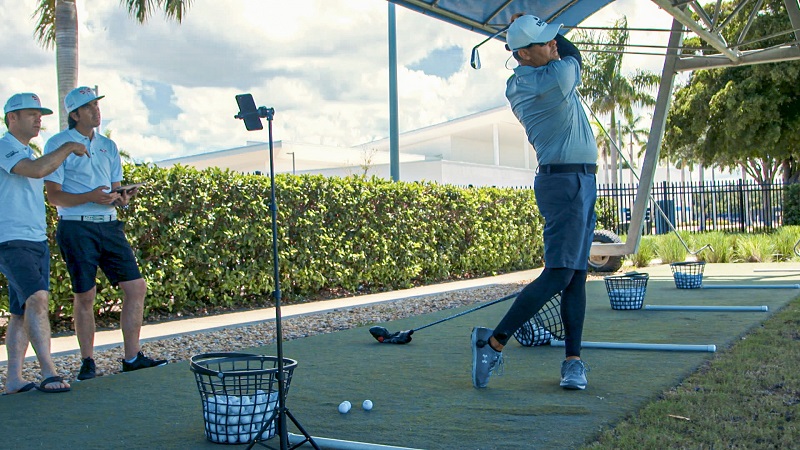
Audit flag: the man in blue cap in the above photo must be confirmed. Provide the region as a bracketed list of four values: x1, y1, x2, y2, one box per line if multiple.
[44, 87, 167, 381]
[1, 93, 89, 394]
[471, 14, 598, 390]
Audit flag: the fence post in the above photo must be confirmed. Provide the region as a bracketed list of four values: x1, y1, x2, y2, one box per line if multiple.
[738, 179, 746, 232]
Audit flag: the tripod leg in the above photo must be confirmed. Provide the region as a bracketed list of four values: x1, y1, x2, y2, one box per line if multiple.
[245, 409, 279, 450]
[285, 409, 321, 450]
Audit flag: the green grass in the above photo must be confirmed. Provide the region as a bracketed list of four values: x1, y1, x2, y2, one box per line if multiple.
[629, 236, 657, 267]
[583, 296, 800, 449]
[772, 226, 800, 261]
[623, 228, 800, 266]
[735, 234, 776, 263]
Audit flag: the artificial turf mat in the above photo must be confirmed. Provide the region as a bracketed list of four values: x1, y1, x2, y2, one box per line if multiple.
[0, 263, 798, 449]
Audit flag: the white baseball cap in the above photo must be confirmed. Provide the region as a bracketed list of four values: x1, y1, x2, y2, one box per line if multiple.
[65, 86, 105, 113]
[4, 93, 54, 115]
[506, 15, 563, 51]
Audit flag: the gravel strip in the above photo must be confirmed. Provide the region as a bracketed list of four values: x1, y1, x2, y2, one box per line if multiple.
[1, 281, 539, 391]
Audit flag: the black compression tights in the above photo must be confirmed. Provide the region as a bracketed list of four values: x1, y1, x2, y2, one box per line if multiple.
[493, 268, 587, 358]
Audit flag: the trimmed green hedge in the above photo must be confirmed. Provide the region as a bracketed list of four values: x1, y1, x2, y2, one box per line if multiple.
[783, 184, 800, 226]
[2, 164, 547, 319]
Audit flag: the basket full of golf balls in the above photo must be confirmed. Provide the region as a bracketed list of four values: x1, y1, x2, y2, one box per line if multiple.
[190, 352, 297, 445]
[604, 272, 649, 310]
[670, 261, 706, 289]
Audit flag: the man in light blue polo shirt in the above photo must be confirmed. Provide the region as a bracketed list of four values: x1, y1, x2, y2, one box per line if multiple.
[1, 93, 88, 394]
[44, 87, 167, 381]
[471, 14, 598, 391]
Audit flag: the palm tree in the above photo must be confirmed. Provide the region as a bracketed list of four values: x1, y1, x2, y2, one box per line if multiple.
[591, 119, 613, 184]
[574, 17, 660, 185]
[619, 113, 649, 184]
[32, 0, 193, 130]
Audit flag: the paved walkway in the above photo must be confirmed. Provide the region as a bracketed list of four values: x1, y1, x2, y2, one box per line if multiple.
[0, 268, 542, 364]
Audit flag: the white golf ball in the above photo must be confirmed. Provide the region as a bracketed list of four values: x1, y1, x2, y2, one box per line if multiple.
[362, 400, 373, 411]
[338, 401, 351, 414]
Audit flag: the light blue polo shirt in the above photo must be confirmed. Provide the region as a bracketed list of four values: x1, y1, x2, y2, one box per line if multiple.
[506, 56, 597, 165]
[44, 128, 123, 216]
[0, 133, 47, 243]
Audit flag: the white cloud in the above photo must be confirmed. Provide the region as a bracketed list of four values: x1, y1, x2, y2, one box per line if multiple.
[3, 0, 674, 161]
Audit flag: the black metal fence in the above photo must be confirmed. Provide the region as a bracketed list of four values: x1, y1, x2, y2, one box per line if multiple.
[598, 180, 785, 236]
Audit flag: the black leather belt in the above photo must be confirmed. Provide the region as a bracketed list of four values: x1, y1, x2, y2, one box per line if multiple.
[538, 164, 597, 174]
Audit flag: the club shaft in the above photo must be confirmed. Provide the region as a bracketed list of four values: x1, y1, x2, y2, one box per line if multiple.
[412, 292, 518, 332]
[472, 25, 510, 51]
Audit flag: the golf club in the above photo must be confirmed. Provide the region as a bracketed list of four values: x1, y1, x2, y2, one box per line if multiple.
[369, 291, 519, 344]
[470, 24, 511, 69]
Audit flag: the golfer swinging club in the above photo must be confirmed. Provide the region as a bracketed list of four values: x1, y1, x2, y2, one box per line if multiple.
[471, 13, 598, 390]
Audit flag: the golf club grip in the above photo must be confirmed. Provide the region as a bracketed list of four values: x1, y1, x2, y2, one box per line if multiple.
[412, 291, 520, 332]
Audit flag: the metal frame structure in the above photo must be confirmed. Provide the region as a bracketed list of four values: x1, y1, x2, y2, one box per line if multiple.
[388, 0, 800, 258]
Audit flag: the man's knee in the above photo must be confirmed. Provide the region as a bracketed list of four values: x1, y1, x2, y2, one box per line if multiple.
[74, 289, 97, 311]
[120, 278, 147, 299]
[25, 290, 51, 315]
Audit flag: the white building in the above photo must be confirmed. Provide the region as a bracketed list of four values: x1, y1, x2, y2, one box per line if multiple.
[156, 105, 740, 186]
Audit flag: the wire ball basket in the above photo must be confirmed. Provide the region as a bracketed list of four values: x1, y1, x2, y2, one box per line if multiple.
[514, 292, 563, 346]
[190, 352, 298, 445]
[604, 272, 649, 310]
[670, 261, 706, 289]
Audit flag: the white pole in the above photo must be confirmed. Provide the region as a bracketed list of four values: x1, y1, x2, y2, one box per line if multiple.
[551, 340, 716, 352]
[702, 284, 800, 289]
[644, 305, 768, 312]
[288, 433, 423, 450]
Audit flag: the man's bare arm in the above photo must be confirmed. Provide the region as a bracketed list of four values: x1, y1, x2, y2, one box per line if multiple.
[11, 142, 88, 179]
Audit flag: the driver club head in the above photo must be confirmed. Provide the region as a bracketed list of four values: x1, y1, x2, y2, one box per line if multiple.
[470, 47, 481, 69]
[369, 326, 391, 342]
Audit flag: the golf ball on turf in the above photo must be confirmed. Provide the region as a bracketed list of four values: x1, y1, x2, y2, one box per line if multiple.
[338, 401, 351, 414]
[362, 400, 373, 411]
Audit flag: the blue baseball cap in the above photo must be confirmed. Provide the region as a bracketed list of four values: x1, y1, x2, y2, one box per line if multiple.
[4, 93, 54, 115]
[506, 15, 563, 51]
[65, 86, 105, 114]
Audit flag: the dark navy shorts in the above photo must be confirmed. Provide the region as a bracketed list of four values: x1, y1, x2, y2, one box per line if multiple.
[0, 240, 50, 315]
[56, 220, 142, 294]
[534, 172, 597, 270]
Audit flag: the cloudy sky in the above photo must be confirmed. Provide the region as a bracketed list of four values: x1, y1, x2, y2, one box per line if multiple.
[1, 0, 674, 163]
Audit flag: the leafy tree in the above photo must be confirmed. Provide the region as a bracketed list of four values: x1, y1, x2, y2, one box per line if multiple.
[575, 17, 660, 185]
[662, 0, 800, 184]
[32, 0, 193, 130]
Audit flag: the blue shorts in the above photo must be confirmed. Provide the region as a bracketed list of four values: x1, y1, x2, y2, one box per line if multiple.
[56, 220, 142, 294]
[0, 240, 50, 315]
[534, 172, 597, 270]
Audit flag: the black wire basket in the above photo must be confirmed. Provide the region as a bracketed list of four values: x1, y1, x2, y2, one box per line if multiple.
[670, 261, 706, 289]
[190, 353, 298, 445]
[514, 292, 564, 346]
[604, 272, 649, 310]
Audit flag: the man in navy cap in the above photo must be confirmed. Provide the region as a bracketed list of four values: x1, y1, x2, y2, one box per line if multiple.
[44, 87, 167, 381]
[1, 93, 88, 393]
[471, 14, 598, 390]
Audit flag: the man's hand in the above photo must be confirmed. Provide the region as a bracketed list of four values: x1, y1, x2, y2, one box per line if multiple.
[86, 186, 121, 205]
[59, 142, 89, 158]
[115, 186, 138, 207]
[510, 13, 526, 24]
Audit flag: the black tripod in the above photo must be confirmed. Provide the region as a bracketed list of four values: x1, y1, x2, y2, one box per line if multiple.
[235, 94, 319, 450]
